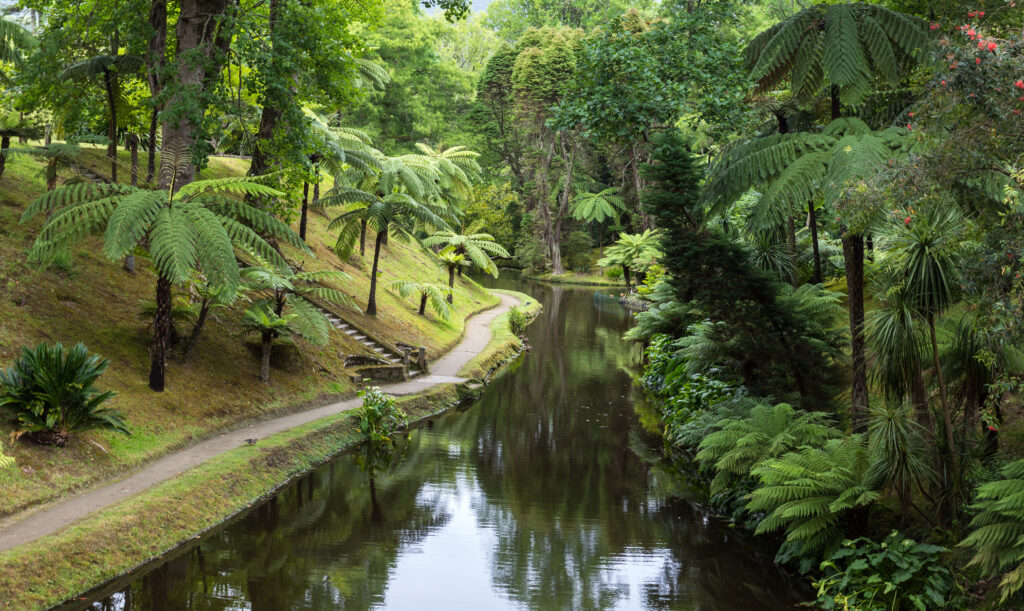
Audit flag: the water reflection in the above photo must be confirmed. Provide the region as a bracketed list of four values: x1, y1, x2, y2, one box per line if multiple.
[77, 274, 804, 610]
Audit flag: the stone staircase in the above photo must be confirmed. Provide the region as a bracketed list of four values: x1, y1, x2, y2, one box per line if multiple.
[316, 305, 425, 381]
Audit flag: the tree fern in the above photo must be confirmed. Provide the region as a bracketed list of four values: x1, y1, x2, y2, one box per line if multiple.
[389, 280, 452, 320]
[570, 187, 626, 224]
[746, 3, 929, 106]
[961, 459, 1024, 601]
[696, 402, 840, 495]
[748, 435, 881, 557]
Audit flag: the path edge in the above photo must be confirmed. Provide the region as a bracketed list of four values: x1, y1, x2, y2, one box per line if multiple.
[0, 291, 540, 610]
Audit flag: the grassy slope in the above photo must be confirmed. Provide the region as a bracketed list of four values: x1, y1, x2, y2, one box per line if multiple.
[0, 146, 496, 516]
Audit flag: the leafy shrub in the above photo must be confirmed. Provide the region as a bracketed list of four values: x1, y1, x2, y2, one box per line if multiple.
[814, 531, 954, 611]
[960, 457, 1024, 601]
[748, 435, 882, 570]
[603, 265, 624, 280]
[636, 264, 665, 299]
[507, 305, 530, 336]
[0, 342, 129, 446]
[355, 387, 407, 443]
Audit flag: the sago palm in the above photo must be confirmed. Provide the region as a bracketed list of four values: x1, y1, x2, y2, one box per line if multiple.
[422, 219, 510, 278]
[22, 156, 304, 391]
[389, 280, 452, 320]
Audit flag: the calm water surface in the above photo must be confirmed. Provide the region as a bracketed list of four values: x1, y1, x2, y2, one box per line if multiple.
[74, 274, 803, 610]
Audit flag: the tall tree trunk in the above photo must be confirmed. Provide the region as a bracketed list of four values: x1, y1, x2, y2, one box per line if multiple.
[787, 213, 798, 288]
[247, 0, 293, 183]
[144, 0, 167, 185]
[16, 112, 24, 144]
[843, 235, 868, 431]
[311, 169, 320, 216]
[535, 135, 557, 269]
[181, 298, 212, 361]
[622, 265, 631, 292]
[299, 181, 309, 241]
[418, 293, 427, 315]
[158, 0, 234, 192]
[930, 313, 959, 480]
[149, 274, 173, 391]
[0, 135, 9, 178]
[259, 330, 272, 383]
[551, 135, 576, 276]
[359, 219, 367, 256]
[103, 67, 118, 182]
[366, 228, 385, 316]
[128, 133, 139, 186]
[809, 201, 821, 283]
[44, 124, 51, 146]
[447, 266, 455, 304]
[912, 368, 935, 434]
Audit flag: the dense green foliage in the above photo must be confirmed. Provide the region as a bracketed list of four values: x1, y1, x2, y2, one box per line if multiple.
[0, 343, 128, 446]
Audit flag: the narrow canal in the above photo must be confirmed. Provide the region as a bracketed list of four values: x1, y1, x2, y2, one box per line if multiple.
[74, 274, 803, 610]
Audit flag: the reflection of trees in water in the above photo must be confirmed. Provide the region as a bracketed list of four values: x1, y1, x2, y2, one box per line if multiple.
[92, 278, 803, 610]
[94, 433, 454, 610]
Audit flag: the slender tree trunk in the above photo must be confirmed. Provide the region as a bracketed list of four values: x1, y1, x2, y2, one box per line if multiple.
[622, 265, 631, 292]
[44, 125, 51, 146]
[46, 169, 57, 192]
[16, 112, 24, 144]
[128, 133, 139, 186]
[311, 169, 321, 216]
[447, 266, 455, 304]
[259, 330, 272, 383]
[0, 135, 9, 178]
[843, 235, 868, 431]
[147, 107, 159, 183]
[181, 298, 212, 361]
[366, 228, 385, 316]
[149, 274, 173, 391]
[787, 213, 798, 287]
[144, 0, 166, 185]
[809, 201, 821, 283]
[299, 181, 309, 241]
[930, 313, 959, 480]
[359, 219, 367, 256]
[103, 68, 118, 182]
[551, 135, 576, 276]
[418, 293, 427, 315]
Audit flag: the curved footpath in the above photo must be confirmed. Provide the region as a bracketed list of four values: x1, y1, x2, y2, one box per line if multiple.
[0, 292, 520, 553]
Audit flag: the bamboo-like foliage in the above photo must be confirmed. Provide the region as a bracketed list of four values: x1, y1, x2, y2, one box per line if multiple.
[748, 435, 881, 554]
[696, 402, 839, 495]
[745, 3, 930, 105]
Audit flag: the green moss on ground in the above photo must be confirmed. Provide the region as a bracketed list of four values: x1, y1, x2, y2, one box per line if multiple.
[0, 148, 495, 517]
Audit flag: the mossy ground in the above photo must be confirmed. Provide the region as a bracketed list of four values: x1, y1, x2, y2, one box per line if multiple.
[0, 146, 496, 517]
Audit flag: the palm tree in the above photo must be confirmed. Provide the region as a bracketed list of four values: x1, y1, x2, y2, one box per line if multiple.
[880, 205, 966, 482]
[388, 280, 452, 320]
[322, 156, 449, 316]
[597, 229, 660, 291]
[422, 219, 510, 278]
[436, 249, 468, 304]
[21, 153, 304, 392]
[240, 260, 354, 383]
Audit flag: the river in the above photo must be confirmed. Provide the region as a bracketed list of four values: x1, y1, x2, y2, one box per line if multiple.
[70, 273, 803, 610]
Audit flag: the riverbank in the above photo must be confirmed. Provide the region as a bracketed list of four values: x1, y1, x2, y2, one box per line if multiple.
[0, 291, 540, 610]
[522, 270, 626, 287]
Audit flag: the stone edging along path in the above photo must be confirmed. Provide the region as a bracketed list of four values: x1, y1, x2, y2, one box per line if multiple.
[0, 292, 521, 553]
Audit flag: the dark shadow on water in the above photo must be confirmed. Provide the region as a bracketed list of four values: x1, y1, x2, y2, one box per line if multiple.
[70, 271, 808, 610]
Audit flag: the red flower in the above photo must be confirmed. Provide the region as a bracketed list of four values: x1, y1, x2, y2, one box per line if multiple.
[941, 80, 948, 86]
[930, 22, 939, 30]
[988, 42, 998, 52]
[988, 425, 998, 432]
[950, 62, 958, 69]
[968, 11, 976, 17]
[968, 28, 976, 37]
[908, 111, 915, 117]
[976, 57, 982, 64]
[1018, 96, 1024, 101]
[1015, 109, 1022, 115]
[1015, 80, 1024, 89]
[978, 39, 986, 48]
[904, 217, 912, 225]
[906, 123, 913, 130]
[979, 11, 985, 16]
